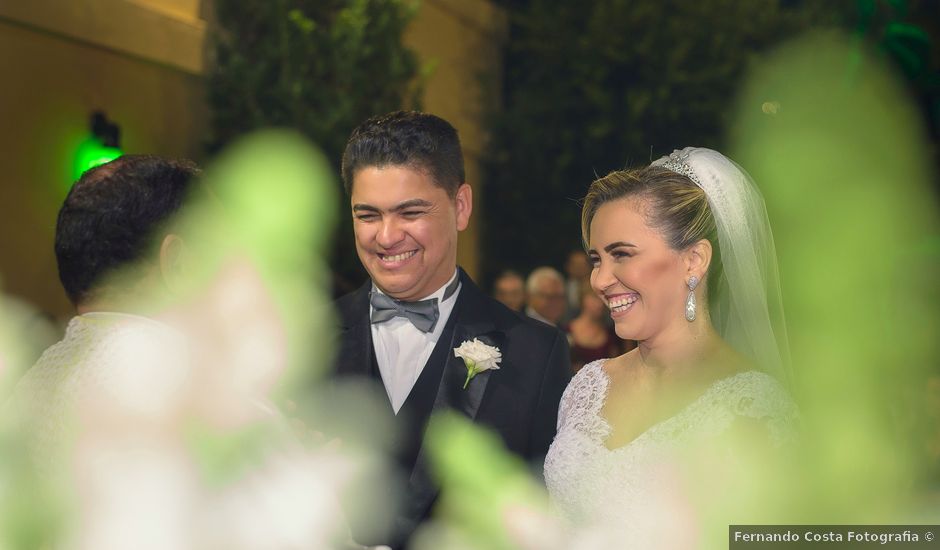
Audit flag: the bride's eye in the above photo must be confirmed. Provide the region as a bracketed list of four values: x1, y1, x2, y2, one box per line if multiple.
[611, 249, 633, 259]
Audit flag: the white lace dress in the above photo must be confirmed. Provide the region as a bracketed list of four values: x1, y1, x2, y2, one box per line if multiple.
[544, 359, 797, 548]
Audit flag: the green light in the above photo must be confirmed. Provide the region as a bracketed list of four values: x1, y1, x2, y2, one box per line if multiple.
[72, 137, 122, 182]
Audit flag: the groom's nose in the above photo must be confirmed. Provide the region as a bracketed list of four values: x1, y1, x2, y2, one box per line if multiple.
[376, 217, 405, 248]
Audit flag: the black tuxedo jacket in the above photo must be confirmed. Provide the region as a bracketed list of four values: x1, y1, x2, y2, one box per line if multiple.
[332, 268, 570, 549]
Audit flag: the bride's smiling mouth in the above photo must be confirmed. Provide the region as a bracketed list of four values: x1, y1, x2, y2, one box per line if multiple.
[377, 249, 418, 267]
[605, 292, 638, 316]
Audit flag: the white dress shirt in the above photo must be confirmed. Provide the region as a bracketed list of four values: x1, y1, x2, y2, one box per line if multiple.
[370, 270, 461, 414]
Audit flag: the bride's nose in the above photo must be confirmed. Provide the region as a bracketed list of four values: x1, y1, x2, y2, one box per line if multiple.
[591, 259, 616, 294]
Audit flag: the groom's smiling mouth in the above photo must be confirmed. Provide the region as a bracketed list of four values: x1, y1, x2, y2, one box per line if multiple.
[377, 249, 418, 267]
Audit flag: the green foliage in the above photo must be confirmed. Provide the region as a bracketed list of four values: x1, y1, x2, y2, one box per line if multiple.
[480, 0, 853, 282]
[0, 430, 67, 549]
[207, 0, 423, 291]
[424, 412, 549, 549]
[853, 0, 940, 146]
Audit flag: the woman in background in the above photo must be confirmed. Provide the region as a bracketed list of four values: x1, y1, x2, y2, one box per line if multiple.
[565, 285, 633, 373]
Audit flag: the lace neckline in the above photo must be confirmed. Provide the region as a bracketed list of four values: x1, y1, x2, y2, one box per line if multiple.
[588, 359, 762, 453]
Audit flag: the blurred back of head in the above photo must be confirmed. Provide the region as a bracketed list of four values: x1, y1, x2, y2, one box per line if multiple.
[54, 155, 200, 307]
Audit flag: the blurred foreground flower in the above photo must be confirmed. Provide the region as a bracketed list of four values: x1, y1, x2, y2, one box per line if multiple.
[416, 412, 558, 550]
[730, 30, 940, 526]
[2, 130, 396, 549]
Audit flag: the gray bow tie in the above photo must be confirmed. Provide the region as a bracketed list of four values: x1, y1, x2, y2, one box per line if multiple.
[369, 276, 460, 333]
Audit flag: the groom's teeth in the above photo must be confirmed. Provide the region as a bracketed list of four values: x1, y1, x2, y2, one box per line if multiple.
[381, 250, 416, 262]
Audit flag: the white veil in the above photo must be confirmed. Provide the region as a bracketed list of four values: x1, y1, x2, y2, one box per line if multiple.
[652, 148, 791, 386]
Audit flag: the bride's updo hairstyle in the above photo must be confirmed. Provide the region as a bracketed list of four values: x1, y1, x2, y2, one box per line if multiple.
[583, 149, 788, 379]
[581, 166, 723, 302]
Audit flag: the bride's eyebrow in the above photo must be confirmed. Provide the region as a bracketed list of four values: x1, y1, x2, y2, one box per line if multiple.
[604, 241, 637, 252]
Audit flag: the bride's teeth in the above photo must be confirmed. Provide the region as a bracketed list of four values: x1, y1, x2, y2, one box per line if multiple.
[608, 295, 637, 311]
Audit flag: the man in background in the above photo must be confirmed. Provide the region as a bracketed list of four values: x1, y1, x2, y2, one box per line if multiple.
[492, 269, 526, 313]
[525, 266, 566, 327]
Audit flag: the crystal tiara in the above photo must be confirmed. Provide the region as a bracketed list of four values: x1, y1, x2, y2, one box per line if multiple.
[659, 149, 702, 188]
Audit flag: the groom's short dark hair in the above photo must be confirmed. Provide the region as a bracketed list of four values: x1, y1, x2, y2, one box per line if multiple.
[341, 110, 465, 197]
[55, 155, 200, 305]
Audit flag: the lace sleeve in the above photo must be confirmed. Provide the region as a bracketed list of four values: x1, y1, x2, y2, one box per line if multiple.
[728, 372, 799, 446]
[556, 360, 610, 437]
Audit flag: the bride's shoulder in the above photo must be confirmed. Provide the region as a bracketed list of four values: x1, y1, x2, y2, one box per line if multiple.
[714, 370, 799, 443]
[721, 371, 794, 410]
[557, 359, 610, 424]
[565, 359, 610, 395]
[707, 345, 796, 420]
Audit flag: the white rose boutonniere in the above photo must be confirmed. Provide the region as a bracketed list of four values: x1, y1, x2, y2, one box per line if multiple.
[453, 338, 501, 389]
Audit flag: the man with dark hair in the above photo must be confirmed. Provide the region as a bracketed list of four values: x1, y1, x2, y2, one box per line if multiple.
[55, 155, 200, 310]
[8, 155, 200, 469]
[341, 110, 465, 198]
[333, 111, 571, 549]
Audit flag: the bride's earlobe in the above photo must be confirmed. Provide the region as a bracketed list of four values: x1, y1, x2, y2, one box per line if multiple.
[685, 238, 712, 278]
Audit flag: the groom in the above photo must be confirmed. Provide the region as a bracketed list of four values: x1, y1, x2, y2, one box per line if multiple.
[333, 111, 571, 549]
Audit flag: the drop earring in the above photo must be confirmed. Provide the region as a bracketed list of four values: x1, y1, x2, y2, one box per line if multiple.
[685, 276, 699, 322]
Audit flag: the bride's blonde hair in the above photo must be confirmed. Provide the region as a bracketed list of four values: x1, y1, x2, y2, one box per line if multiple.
[581, 166, 723, 299]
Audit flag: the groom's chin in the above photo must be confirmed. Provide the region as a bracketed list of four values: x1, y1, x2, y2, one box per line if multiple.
[367, 270, 408, 291]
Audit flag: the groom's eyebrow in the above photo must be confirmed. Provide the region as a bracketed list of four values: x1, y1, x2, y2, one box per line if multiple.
[390, 199, 432, 212]
[604, 241, 637, 252]
[352, 199, 433, 214]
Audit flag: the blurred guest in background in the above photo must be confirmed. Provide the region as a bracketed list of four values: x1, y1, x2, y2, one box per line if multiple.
[6, 142, 360, 550]
[525, 266, 566, 327]
[6, 156, 205, 548]
[565, 286, 633, 373]
[10, 157, 202, 447]
[563, 249, 592, 320]
[492, 269, 526, 312]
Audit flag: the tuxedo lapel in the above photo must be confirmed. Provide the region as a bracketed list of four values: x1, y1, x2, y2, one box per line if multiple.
[434, 322, 504, 422]
[402, 270, 504, 532]
[427, 270, 502, 423]
[335, 282, 374, 380]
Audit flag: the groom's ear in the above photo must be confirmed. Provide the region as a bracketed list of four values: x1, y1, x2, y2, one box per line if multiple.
[684, 238, 712, 280]
[454, 183, 473, 231]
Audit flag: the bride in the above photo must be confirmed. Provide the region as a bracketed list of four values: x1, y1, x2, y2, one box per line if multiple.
[544, 148, 798, 548]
